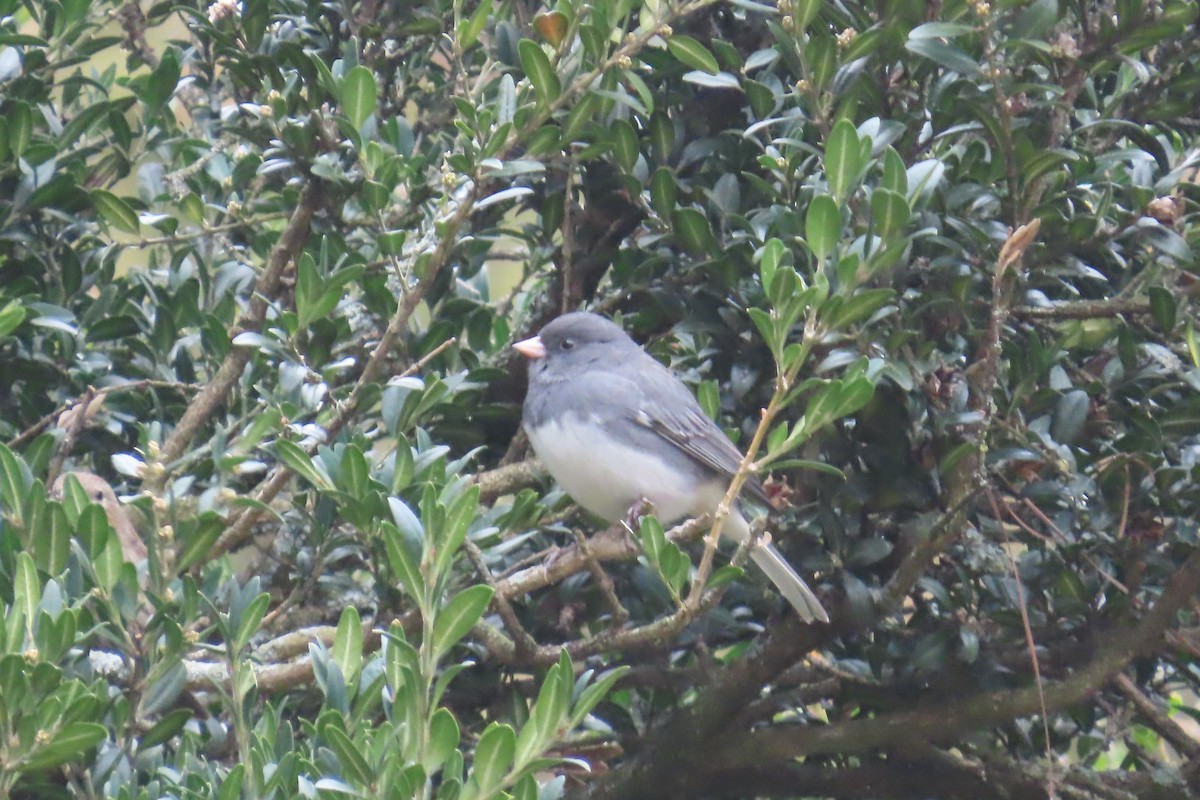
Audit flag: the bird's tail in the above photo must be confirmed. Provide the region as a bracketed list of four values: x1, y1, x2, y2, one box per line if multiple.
[749, 543, 829, 623]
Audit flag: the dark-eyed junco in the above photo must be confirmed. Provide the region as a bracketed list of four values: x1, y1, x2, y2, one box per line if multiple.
[514, 312, 828, 623]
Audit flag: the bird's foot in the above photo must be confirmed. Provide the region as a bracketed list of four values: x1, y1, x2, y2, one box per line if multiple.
[543, 544, 569, 570]
[622, 497, 655, 532]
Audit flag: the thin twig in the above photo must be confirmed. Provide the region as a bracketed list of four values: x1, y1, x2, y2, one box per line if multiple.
[123, 213, 290, 249]
[463, 539, 538, 657]
[572, 528, 629, 627]
[7, 379, 200, 450]
[560, 155, 575, 314]
[1113, 672, 1200, 763]
[989, 488, 1055, 798]
[46, 385, 96, 486]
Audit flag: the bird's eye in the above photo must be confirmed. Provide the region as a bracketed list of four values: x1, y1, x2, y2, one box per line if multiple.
[93, 491, 104, 501]
[560, 339, 575, 350]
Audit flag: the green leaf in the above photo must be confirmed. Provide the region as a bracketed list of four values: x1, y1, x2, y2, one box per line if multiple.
[295, 254, 320, 327]
[91, 190, 140, 234]
[174, 515, 224, 573]
[341, 65, 378, 130]
[848, 537, 894, 567]
[233, 592, 271, 654]
[143, 47, 181, 110]
[8, 102, 30, 157]
[907, 22, 975, 39]
[682, 70, 741, 89]
[0, 443, 28, 525]
[696, 380, 720, 421]
[471, 722, 515, 791]
[870, 188, 910, 238]
[1148, 287, 1176, 333]
[639, 515, 666, 564]
[759, 238, 786, 291]
[513, 775, 538, 800]
[805, 194, 840, 261]
[521, 651, 570, 758]
[34, 503, 70, 575]
[518, 39, 561, 104]
[383, 519, 423, 595]
[824, 119, 861, 202]
[650, 167, 676, 218]
[274, 439, 335, 490]
[881, 147, 907, 195]
[1052, 390, 1090, 445]
[666, 35, 719, 74]
[706, 564, 744, 590]
[426, 707, 461, 771]
[14, 551, 39, 633]
[563, 90, 599, 141]
[793, 0, 821, 29]
[662, 546, 690, 593]
[92, 533, 124, 591]
[1014, 0, 1059, 39]
[904, 36, 981, 76]
[432, 584, 493, 658]
[434, 486, 481, 579]
[610, 119, 639, 172]
[332, 606, 363, 686]
[22, 722, 106, 771]
[672, 208, 715, 255]
[140, 708, 193, 751]
[0, 299, 26, 337]
[906, 159, 946, 205]
[339, 444, 371, 499]
[218, 764, 245, 800]
[825, 288, 894, 330]
[524, 124, 562, 156]
[324, 723, 374, 786]
[649, 112, 673, 162]
[139, 660, 188, 717]
[458, 0, 493, 49]
[568, 665, 630, 728]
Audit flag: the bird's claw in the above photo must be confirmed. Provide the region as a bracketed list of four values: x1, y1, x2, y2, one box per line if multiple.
[622, 497, 655, 532]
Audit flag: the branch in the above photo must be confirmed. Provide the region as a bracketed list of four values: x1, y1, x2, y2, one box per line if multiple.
[473, 459, 544, 504]
[712, 539, 1200, 771]
[122, 213, 290, 249]
[495, 518, 707, 601]
[475, 577, 724, 667]
[1012, 272, 1200, 321]
[156, 181, 323, 473]
[700, 753, 1192, 800]
[7, 379, 199, 451]
[1013, 298, 1153, 320]
[1113, 672, 1200, 775]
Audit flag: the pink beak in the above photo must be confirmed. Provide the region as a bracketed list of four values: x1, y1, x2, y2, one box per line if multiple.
[513, 335, 546, 359]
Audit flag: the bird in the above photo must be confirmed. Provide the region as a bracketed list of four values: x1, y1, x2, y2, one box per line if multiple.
[51, 470, 148, 563]
[513, 311, 829, 623]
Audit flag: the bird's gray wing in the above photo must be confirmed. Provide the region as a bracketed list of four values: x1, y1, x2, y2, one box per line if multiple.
[619, 357, 773, 507]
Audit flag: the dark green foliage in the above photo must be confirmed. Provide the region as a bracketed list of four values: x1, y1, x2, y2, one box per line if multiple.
[0, 0, 1197, 797]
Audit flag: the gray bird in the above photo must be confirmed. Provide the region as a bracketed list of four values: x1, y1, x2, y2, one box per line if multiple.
[514, 312, 829, 623]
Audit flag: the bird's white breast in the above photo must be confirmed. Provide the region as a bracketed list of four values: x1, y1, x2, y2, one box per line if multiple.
[527, 414, 698, 523]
